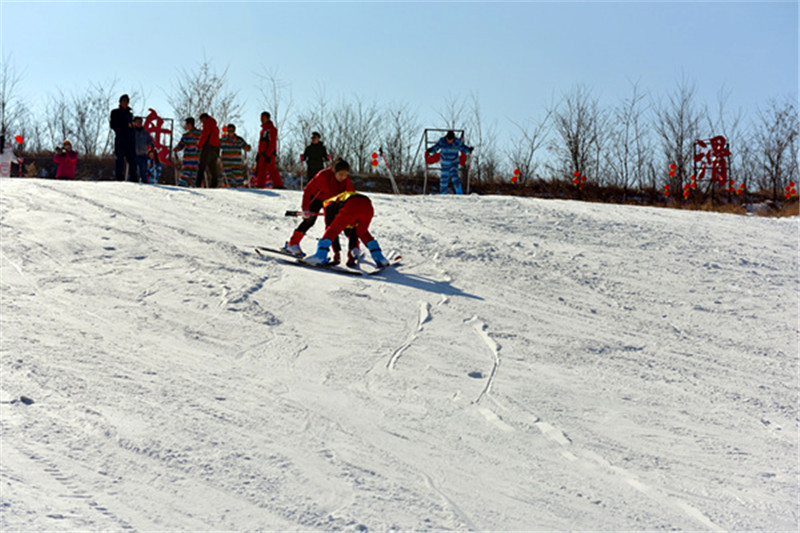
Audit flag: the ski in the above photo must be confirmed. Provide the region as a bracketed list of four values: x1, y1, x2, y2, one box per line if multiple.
[254, 246, 366, 277]
[366, 256, 402, 275]
[254, 246, 401, 277]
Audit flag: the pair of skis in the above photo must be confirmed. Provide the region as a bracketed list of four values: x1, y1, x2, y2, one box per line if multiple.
[254, 246, 401, 276]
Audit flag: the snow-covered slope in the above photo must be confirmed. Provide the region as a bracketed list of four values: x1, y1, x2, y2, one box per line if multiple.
[1, 179, 797, 531]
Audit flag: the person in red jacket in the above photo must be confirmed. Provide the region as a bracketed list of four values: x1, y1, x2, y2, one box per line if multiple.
[196, 113, 221, 188]
[283, 158, 359, 264]
[304, 191, 390, 268]
[53, 140, 78, 179]
[255, 111, 283, 189]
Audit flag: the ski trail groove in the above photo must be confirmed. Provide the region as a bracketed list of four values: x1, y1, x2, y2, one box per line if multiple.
[387, 301, 431, 369]
[469, 317, 500, 404]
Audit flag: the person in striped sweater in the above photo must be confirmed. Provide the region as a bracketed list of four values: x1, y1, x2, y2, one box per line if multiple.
[172, 117, 201, 187]
[220, 124, 251, 188]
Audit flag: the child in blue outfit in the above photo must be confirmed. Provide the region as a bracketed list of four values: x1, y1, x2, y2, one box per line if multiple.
[427, 130, 473, 194]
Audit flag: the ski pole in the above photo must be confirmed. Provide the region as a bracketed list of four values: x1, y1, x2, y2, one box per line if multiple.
[284, 210, 322, 217]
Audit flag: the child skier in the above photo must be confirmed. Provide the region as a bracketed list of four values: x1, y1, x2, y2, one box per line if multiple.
[304, 191, 390, 268]
[284, 158, 360, 264]
[427, 130, 473, 194]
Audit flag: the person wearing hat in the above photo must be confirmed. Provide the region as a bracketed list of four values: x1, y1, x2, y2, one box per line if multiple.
[109, 94, 137, 181]
[53, 140, 78, 179]
[426, 130, 473, 194]
[300, 131, 329, 183]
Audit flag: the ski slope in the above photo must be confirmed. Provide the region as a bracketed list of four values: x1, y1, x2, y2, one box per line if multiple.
[1, 179, 797, 531]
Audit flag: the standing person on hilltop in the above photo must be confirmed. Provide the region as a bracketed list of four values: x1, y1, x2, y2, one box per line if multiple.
[172, 117, 202, 187]
[220, 123, 251, 188]
[133, 116, 154, 183]
[427, 130, 473, 195]
[255, 111, 283, 189]
[53, 140, 78, 179]
[196, 112, 221, 188]
[283, 157, 360, 265]
[300, 131, 329, 183]
[109, 94, 137, 181]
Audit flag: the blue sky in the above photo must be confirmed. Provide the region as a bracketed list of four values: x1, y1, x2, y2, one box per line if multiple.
[1, 0, 797, 148]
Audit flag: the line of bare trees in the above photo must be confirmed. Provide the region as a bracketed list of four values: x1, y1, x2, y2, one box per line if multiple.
[2, 55, 797, 200]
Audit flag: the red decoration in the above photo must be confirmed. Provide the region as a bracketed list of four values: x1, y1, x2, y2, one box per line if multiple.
[371, 152, 379, 159]
[14, 135, 23, 144]
[143, 108, 174, 166]
[694, 135, 730, 185]
[371, 159, 379, 167]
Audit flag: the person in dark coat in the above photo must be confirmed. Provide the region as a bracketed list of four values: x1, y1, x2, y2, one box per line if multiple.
[301, 131, 329, 182]
[110, 94, 136, 181]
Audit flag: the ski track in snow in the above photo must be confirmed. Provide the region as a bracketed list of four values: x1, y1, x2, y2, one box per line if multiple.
[1, 180, 797, 531]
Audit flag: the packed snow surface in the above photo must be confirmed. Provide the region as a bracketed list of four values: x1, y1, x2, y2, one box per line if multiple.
[1, 179, 797, 531]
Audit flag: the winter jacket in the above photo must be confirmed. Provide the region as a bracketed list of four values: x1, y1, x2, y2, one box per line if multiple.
[198, 116, 220, 149]
[428, 137, 472, 166]
[258, 120, 278, 156]
[133, 127, 154, 156]
[54, 150, 78, 178]
[110, 106, 134, 152]
[302, 168, 354, 212]
[302, 142, 329, 176]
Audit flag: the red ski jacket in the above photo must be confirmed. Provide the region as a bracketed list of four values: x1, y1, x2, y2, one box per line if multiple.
[198, 116, 220, 149]
[302, 168, 354, 212]
[54, 150, 78, 178]
[258, 120, 278, 156]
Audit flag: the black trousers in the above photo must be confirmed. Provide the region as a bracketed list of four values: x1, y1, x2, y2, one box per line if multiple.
[115, 146, 136, 181]
[197, 145, 221, 188]
[324, 201, 359, 253]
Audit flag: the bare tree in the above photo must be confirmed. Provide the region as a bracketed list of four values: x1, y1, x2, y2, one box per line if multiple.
[169, 58, 244, 133]
[752, 95, 799, 200]
[257, 66, 295, 168]
[549, 84, 608, 182]
[329, 95, 381, 173]
[71, 80, 119, 156]
[0, 54, 26, 135]
[43, 89, 73, 150]
[436, 93, 467, 130]
[605, 81, 651, 196]
[380, 101, 419, 175]
[507, 110, 552, 185]
[293, 82, 330, 173]
[467, 92, 502, 184]
[653, 76, 701, 199]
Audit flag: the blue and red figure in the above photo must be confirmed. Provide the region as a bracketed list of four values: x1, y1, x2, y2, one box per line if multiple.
[427, 130, 473, 195]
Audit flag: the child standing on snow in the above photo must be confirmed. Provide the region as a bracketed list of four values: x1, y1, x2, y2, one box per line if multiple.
[304, 191, 390, 268]
[145, 147, 162, 185]
[427, 130, 473, 194]
[284, 158, 360, 265]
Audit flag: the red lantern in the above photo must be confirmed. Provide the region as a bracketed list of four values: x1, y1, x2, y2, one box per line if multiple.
[371, 159, 379, 167]
[371, 152, 379, 159]
[670, 163, 677, 170]
[573, 171, 580, 177]
[14, 135, 23, 144]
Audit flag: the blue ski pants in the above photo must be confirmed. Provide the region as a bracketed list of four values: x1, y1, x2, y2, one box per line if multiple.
[440, 163, 463, 195]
